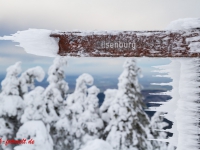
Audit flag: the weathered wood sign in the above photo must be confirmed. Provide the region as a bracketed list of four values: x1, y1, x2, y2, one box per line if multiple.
[50, 29, 200, 57]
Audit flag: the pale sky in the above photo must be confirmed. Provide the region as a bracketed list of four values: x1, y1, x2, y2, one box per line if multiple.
[0, 0, 200, 34]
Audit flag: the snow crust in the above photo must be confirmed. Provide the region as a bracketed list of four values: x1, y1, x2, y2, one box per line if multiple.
[0, 29, 58, 57]
[166, 18, 200, 30]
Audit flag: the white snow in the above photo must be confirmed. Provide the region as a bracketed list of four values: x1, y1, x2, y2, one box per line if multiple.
[0, 118, 14, 139]
[0, 96, 24, 118]
[166, 18, 200, 30]
[75, 73, 94, 92]
[0, 29, 58, 57]
[1, 62, 21, 96]
[80, 139, 113, 150]
[14, 121, 53, 150]
[188, 42, 200, 53]
[19, 66, 45, 95]
[0, 62, 24, 119]
[21, 86, 49, 123]
[100, 89, 117, 123]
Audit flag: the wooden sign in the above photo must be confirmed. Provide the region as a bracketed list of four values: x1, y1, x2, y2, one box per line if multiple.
[50, 29, 200, 57]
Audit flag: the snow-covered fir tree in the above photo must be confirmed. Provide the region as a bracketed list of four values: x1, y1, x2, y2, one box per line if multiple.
[102, 58, 153, 150]
[20, 57, 69, 149]
[52, 74, 104, 150]
[150, 112, 169, 150]
[20, 86, 49, 123]
[43, 56, 69, 124]
[0, 62, 46, 150]
[0, 62, 24, 150]
[51, 73, 93, 150]
[84, 86, 100, 112]
[18, 66, 45, 98]
[100, 89, 118, 125]
[0, 62, 24, 120]
[18, 66, 46, 123]
[66, 74, 99, 150]
[80, 85, 104, 146]
[66, 73, 95, 147]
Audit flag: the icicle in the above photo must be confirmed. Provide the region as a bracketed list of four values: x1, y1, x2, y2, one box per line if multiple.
[149, 58, 200, 150]
[148, 59, 181, 147]
[176, 58, 200, 150]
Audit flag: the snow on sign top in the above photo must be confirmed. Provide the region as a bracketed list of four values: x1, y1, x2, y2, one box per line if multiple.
[0, 18, 200, 57]
[166, 18, 200, 30]
[0, 29, 58, 57]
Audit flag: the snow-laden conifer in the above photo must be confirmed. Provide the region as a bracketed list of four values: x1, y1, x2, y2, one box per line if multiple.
[51, 73, 93, 150]
[52, 74, 104, 150]
[103, 58, 152, 150]
[80, 86, 104, 147]
[100, 89, 117, 124]
[19, 66, 45, 97]
[0, 62, 24, 150]
[21, 87, 49, 123]
[43, 56, 69, 123]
